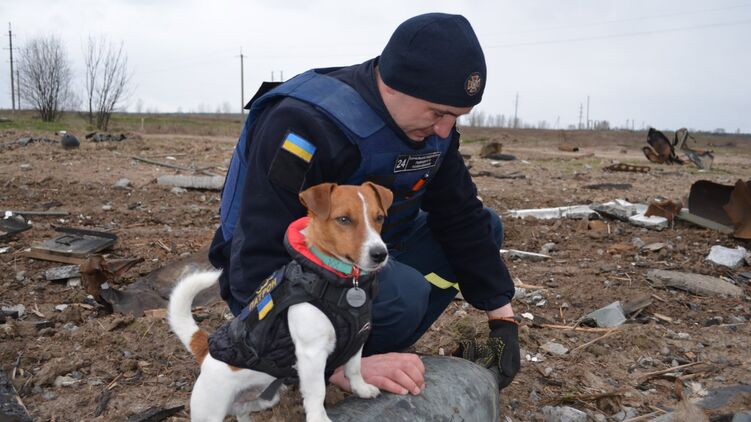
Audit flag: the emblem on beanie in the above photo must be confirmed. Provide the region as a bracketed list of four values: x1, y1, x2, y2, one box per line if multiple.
[465, 72, 482, 96]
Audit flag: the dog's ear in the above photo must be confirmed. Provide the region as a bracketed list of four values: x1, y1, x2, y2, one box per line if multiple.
[364, 182, 394, 215]
[299, 183, 337, 219]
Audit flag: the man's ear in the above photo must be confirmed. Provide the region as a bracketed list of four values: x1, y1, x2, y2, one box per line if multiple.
[299, 183, 337, 219]
[364, 182, 394, 214]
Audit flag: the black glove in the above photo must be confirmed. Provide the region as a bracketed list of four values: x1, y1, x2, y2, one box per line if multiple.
[487, 318, 521, 389]
[454, 318, 520, 389]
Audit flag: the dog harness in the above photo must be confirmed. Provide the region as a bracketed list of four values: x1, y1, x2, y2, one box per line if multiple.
[207, 217, 378, 385]
[219, 68, 455, 246]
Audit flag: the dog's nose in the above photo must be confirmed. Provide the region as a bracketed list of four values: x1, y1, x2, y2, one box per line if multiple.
[369, 246, 388, 264]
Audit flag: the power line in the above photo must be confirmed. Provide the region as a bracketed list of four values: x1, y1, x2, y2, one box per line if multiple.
[483, 3, 751, 36]
[485, 18, 751, 49]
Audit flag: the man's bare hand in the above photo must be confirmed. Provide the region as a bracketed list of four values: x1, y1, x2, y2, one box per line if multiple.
[329, 352, 425, 395]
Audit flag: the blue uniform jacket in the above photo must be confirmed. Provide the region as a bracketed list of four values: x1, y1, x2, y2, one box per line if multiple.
[208, 58, 514, 316]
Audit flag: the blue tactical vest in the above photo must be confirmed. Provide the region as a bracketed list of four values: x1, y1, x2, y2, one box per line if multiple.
[219, 68, 454, 246]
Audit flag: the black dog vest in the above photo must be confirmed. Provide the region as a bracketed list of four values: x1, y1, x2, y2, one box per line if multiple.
[208, 217, 378, 384]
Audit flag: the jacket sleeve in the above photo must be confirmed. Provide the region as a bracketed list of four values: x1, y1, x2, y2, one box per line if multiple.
[227, 98, 358, 308]
[420, 132, 515, 311]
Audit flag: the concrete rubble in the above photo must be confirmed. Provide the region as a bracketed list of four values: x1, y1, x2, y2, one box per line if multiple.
[646, 269, 744, 298]
[541, 406, 587, 422]
[705, 245, 748, 269]
[582, 301, 626, 328]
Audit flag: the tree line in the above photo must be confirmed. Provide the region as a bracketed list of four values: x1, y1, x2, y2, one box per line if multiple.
[16, 35, 131, 131]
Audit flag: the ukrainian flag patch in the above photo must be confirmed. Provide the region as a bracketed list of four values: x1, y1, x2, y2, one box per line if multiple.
[256, 294, 274, 320]
[281, 132, 316, 163]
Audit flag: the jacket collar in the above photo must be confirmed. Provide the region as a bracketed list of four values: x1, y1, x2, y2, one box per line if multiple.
[284, 217, 376, 287]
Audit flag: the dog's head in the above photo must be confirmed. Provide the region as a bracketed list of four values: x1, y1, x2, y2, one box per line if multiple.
[299, 182, 394, 272]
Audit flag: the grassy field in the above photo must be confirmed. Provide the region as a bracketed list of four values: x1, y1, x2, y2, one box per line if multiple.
[0, 110, 246, 137]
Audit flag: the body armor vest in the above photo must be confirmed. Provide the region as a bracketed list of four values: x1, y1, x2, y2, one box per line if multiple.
[219, 68, 454, 246]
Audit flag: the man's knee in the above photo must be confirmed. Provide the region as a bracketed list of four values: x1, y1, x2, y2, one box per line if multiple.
[486, 207, 504, 248]
[364, 264, 431, 355]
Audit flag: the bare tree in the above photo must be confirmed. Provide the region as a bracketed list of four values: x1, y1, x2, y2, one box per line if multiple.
[18, 35, 73, 121]
[84, 36, 131, 130]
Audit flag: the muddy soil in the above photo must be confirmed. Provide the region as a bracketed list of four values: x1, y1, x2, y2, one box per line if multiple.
[1, 127, 750, 421]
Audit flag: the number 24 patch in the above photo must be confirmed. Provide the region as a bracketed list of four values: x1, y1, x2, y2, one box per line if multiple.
[393, 152, 441, 173]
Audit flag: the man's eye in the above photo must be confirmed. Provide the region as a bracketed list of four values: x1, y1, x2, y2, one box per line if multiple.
[336, 216, 351, 225]
[433, 111, 445, 119]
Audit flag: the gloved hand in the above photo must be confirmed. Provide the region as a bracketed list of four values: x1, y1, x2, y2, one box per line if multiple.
[486, 318, 521, 389]
[453, 317, 520, 389]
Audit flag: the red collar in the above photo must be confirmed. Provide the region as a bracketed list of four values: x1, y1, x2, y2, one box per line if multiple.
[286, 217, 352, 278]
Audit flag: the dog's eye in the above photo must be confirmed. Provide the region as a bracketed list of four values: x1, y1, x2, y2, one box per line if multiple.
[336, 216, 351, 225]
[374, 214, 385, 224]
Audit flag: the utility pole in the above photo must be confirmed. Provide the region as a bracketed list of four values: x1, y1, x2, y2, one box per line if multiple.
[578, 103, 583, 129]
[16, 68, 19, 108]
[238, 49, 245, 115]
[280, 70, 283, 82]
[271, 71, 274, 82]
[513, 92, 519, 129]
[586, 95, 590, 129]
[7, 22, 16, 112]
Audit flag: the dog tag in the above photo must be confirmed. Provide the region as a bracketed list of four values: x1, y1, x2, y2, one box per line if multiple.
[345, 287, 367, 308]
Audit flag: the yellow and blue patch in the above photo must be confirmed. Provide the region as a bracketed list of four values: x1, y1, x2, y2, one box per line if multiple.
[256, 294, 274, 320]
[281, 132, 316, 163]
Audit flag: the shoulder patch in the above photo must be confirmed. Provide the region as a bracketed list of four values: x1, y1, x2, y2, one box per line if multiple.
[281, 132, 316, 163]
[268, 131, 316, 192]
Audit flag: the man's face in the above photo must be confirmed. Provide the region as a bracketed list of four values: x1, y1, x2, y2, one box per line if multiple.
[377, 73, 473, 141]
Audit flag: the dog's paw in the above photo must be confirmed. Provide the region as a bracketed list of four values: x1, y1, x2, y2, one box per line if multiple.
[352, 382, 380, 399]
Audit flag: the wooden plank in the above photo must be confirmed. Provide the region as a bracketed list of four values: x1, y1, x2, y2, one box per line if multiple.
[20, 249, 88, 265]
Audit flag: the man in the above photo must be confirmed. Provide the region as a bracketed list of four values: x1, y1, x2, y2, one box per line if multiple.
[209, 12, 520, 395]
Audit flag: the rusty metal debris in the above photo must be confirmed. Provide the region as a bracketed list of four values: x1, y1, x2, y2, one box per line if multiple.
[558, 143, 579, 152]
[642, 128, 714, 169]
[479, 142, 515, 161]
[644, 199, 683, 224]
[99, 246, 219, 316]
[681, 179, 751, 239]
[642, 128, 683, 165]
[604, 163, 651, 173]
[723, 179, 751, 239]
[675, 128, 714, 170]
[80, 256, 145, 302]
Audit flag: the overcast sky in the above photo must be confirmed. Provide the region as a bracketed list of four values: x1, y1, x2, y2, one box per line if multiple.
[2, 0, 750, 132]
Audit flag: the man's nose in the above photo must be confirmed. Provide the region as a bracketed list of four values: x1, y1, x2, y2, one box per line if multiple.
[433, 115, 456, 138]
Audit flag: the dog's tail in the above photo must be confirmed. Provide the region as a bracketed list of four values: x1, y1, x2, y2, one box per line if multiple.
[168, 270, 222, 363]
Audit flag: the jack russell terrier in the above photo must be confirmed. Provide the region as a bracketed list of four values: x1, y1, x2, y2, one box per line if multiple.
[169, 182, 394, 422]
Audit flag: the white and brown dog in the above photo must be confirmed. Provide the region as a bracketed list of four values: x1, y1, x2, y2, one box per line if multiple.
[168, 182, 393, 422]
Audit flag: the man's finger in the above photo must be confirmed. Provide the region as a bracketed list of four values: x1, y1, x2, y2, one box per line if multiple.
[371, 376, 409, 395]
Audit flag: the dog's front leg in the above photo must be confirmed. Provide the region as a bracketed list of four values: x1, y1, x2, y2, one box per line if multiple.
[289, 303, 336, 422]
[343, 346, 380, 399]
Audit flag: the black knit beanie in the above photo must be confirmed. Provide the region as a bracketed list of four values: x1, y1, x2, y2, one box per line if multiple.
[379, 13, 486, 108]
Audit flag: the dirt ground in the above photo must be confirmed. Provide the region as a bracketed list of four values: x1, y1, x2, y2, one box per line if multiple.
[1, 124, 750, 421]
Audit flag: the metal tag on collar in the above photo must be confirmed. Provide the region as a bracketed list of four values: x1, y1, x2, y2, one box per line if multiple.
[346, 267, 366, 308]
